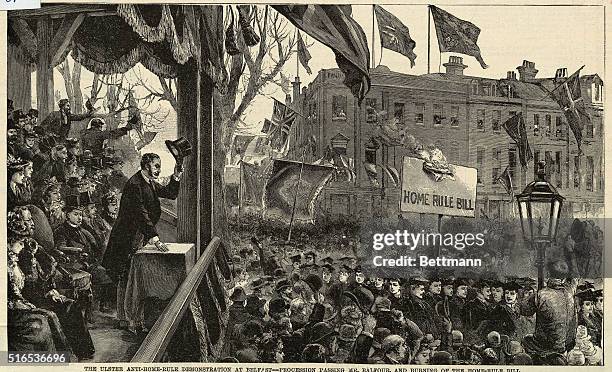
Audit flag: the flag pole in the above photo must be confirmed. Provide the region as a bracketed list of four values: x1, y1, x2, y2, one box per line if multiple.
[239, 160, 243, 221]
[427, 5, 431, 74]
[372, 5, 376, 68]
[296, 30, 300, 79]
[287, 147, 307, 242]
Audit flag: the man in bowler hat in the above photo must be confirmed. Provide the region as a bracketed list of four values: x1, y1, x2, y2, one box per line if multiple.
[102, 152, 182, 330]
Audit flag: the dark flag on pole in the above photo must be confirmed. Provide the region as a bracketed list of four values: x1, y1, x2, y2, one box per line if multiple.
[297, 32, 312, 74]
[267, 99, 298, 152]
[374, 5, 417, 67]
[263, 159, 335, 224]
[495, 166, 514, 196]
[429, 5, 488, 69]
[273, 5, 371, 104]
[547, 67, 590, 154]
[502, 113, 533, 168]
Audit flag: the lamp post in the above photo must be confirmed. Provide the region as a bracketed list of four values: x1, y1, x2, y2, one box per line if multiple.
[515, 161, 564, 290]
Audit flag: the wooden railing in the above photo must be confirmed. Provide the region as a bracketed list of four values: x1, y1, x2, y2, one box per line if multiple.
[131, 236, 231, 362]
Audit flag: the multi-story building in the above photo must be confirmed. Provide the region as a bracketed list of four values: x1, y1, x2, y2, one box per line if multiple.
[286, 57, 604, 220]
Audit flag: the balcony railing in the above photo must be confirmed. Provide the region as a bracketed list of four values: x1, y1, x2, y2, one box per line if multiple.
[131, 236, 231, 362]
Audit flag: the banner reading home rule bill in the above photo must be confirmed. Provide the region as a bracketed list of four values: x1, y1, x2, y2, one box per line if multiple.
[400, 157, 478, 217]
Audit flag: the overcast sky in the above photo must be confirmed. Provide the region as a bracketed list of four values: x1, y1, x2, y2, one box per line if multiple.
[240, 4, 605, 133]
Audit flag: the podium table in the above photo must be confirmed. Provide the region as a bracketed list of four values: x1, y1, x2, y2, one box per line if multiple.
[124, 243, 196, 325]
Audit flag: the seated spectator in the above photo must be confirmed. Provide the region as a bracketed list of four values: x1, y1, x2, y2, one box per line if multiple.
[38, 180, 65, 230]
[8, 158, 31, 210]
[39, 144, 68, 183]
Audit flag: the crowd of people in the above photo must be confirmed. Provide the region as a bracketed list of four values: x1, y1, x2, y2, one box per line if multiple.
[7, 98, 134, 360]
[6, 97, 605, 366]
[218, 236, 603, 365]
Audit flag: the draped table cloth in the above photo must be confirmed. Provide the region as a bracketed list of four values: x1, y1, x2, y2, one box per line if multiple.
[124, 243, 196, 325]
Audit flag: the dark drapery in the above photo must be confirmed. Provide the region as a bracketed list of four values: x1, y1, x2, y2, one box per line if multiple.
[70, 5, 227, 91]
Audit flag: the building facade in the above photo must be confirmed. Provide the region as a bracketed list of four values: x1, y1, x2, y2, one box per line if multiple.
[286, 57, 604, 220]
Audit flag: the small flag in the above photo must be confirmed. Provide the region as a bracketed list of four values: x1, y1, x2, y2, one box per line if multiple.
[297, 31, 312, 74]
[374, 5, 417, 67]
[135, 131, 158, 150]
[273, 5, 371, 104]
[547, 67, 590, 154]
[502, 113, 533, 167]
[231, 134, 256, 164]
[495, 166, 513, 196]
[364, 162, 379, 187]
[378, 163, 400, 187]
[429, 5, 488, 69]
[263, 159, 335, 224]
[333, 153, 357, 183]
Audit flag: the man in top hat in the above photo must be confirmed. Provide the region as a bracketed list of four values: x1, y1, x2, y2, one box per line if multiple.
[488, 281, 524, 341]
[102, 152, 182, 329]
[81, 117, 133, 156]
[490, 280, 505, 305]
[53, 193, 99, 262]
[321, 263, 335, 298]
[448, 278, 470, 332]
[80, 191, 112, 258]
[435, 277, 454, 326]
[226, 286, 249, 351]
[387, 278, 406, 314]
[465, 279, 492, 340]
[424, 275, 443, 310]
[289, 254, 302, 275]
[40, 98, 95, 142]
[349, 265, 367, 291]
[404, 277, 439, 337]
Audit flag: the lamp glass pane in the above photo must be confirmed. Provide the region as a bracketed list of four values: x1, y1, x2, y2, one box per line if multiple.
[550, 199, 561, 239]
[518, 200, 531, 240]
[531, 201, 553, 239]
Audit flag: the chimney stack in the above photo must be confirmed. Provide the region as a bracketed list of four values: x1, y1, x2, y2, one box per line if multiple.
[292, 77, 301, 105]
[506, 71, 517, 80]
[516, 60, 538, 82]
[555, 68, 568, 78]
[443, 56, 467, 76]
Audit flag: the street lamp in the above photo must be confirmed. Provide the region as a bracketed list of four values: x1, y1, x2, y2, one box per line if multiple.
[515, 161, 565, 290]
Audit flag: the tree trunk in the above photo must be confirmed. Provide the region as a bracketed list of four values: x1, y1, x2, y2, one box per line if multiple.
[58, 61, 75, 109]
[72, 61, 83, 113]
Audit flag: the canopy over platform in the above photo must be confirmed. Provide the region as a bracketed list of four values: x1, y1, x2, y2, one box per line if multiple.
[8, 4, 227, 116]
[9, 3, 225, 255]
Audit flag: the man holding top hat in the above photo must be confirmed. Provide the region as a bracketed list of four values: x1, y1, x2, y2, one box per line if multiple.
[102, 137, 191, 330]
